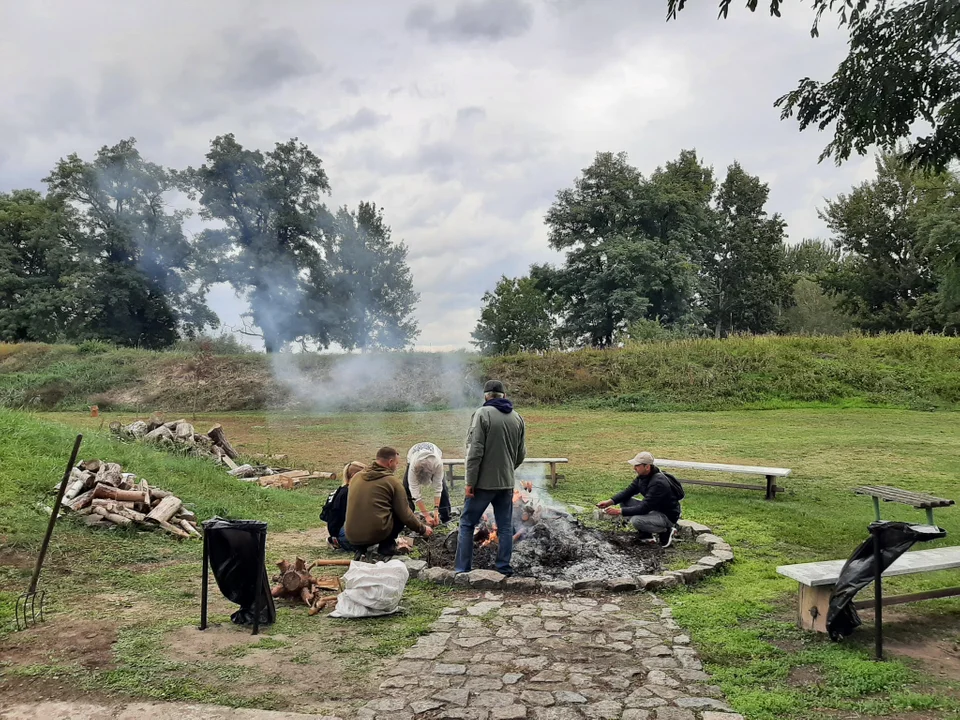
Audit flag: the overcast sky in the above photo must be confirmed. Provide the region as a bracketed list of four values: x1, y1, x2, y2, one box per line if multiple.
[0, 0, 877, 350]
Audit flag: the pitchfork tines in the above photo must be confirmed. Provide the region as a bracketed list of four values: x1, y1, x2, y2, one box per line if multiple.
[15, 434, 82, 631]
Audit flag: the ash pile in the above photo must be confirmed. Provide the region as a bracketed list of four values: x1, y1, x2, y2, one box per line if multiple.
[510, 505, 654, 582]
[59, 459, 201, 538]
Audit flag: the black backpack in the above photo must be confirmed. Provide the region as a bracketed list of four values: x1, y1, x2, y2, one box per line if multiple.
[663, 471, 685, 501]
[319, 489, 338, 522]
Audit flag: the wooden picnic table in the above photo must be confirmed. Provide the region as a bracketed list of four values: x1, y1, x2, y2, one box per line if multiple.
[854, 485, 955, 525]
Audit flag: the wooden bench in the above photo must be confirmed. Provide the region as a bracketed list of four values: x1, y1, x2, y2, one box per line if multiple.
[854, 485, 955, 525]
[443, 458, 569, 488]
[777, 546, 960, 633]
[656, 459, 792, 500]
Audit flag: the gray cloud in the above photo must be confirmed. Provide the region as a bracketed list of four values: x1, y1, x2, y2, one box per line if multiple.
[325, 107, 391, 136]
[0, 0, 869, 350]
[407, 0, 534, 43]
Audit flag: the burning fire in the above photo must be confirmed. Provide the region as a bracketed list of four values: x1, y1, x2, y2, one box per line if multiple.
[474, 481, 536, 547]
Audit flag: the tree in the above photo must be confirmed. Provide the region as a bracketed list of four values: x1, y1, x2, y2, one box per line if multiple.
[186, 135, 336, 353]
[329, 202, 419, 350]
[782, 239, 854, 334]
[45, 139, 216, 348]
[471, 276, 555, 355]
[703, 162, 791, 336]
[0, 190, 82, 343]
[667, 1, 960, 171]
[820, 152, 960, 333]
[540, 151, 712, 347]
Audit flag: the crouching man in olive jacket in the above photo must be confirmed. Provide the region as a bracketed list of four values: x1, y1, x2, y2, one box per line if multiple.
[454, 380, 526, 576]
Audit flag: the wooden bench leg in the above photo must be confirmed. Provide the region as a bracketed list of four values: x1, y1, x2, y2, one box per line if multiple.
[765, 475, 776, 500]
[550, 463, 558, 488]
[798, 584, 833, 633]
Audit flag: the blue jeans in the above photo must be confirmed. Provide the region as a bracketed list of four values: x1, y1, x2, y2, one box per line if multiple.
[455, 489, 514, 575]
[337, 527, 358, 552]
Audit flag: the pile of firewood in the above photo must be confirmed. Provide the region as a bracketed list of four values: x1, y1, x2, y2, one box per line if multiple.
[272, 557, 348, 615]
[111, 415, 239, 465]
[60, 459, 200, 538]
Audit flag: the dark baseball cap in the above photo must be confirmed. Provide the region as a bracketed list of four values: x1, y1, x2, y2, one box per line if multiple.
[483, 380, 505, 394]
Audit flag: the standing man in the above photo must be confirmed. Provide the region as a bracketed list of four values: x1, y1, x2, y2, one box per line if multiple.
[596, 451, 683, 547]
[345, 447, 433, 556]
[455, 380, 526, 576]
[403, 441, 451, 526]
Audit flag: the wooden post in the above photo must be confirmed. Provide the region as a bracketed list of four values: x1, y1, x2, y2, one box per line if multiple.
[550, 462, 558, 489]
[765, 475, 776, 500]
[797, 584, 833, 633]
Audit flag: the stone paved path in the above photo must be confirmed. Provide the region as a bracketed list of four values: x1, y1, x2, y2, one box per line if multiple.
[360, 593, 741, 720]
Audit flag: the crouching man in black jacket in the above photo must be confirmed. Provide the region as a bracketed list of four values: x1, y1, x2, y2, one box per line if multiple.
[597, 451, 684, 547]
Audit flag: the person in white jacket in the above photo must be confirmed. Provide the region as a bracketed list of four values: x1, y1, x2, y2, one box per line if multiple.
[403, 441, 451, 527]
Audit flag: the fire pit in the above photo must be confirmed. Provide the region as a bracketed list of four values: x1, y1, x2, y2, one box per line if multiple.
[418, 479, 685, 585]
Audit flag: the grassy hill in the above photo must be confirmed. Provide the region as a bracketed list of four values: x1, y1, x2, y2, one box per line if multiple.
[1, 333, 959, 413]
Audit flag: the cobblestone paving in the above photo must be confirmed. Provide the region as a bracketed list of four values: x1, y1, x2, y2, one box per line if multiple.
[359, 593, 742, 720]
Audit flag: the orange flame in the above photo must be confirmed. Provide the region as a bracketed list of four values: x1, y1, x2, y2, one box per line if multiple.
[480, 527, 498, 547]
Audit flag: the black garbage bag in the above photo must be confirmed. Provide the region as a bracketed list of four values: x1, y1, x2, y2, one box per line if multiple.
[827, 521, 946, 641]
[203, 518, 276, 627]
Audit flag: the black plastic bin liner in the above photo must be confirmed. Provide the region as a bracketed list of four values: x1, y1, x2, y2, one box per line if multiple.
[827, 521, 945, 640]
[203, 518, 276, 626]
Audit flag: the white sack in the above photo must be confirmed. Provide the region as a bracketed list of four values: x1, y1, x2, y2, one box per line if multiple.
[329, 558, 410, 618]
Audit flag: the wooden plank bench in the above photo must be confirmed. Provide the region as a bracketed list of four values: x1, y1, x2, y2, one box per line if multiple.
[656, 459, 792, 500]
[777, 546, 960, 633]
[443, 458, 569, 488]
[854, 485, 955, 525]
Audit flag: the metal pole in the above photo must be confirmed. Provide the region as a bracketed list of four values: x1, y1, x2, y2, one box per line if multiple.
[28, 435, 83, 594]
[199, 527, 209, 630]
[925, 508, 935, 526]
[872, 497, 881, 522]
[873, 526, 883, 661]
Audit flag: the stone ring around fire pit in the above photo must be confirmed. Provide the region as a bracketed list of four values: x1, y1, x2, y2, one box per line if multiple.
[406, 519, 734, 594]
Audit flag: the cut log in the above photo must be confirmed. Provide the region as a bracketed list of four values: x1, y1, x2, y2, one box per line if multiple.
[109, 421, 123, 435]
[150, 488, 172, 499]
[178, 518, 201, 537]
[81, 459, 101, 473]
[93, 485, 146, 503]
[146, 495, 183, 524]
[310, 559, 353, 567]
[307, 472, 337, 481]
[178, 509, 197, 523]
[147, 413, 165, 431]
[228, 464, 257, 479]
[64, 488, 96, 511]
[64, 478, 87, 501]
[93, 506, 132, 526]
[117, 507, 147, 523]
[145, 425, 175, 443]
[123, 421, 149, 438]
[278, 471, 310, 480]
[163, 418, 187, 431]
[100, 463, 123, 487]
[207, 424, 238, 459]
[156, 519, 189, 538]
[140, 479, 151, 507]
[91, 499, 137, 511]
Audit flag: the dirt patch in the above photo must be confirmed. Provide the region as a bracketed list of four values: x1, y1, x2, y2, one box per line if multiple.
[882, 636, 960, 681]
[162, 623, 381, 715]
[0, 547, 38, 571]
[787, 665, 823, 687]
[0, 617, 116, 670]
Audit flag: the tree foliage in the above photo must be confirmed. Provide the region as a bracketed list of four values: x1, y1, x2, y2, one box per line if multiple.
[704, 162, 791, 337]
[330, 202, 420, 350]
[668, 1, 960, 171]
[186, 135, 419, 352]
[782, 239, 854, 335]
[44, 139, 216, 348]
[0, 190, 81, 343]
[472, 275, 555, 356]
[820, 152, 960, 333]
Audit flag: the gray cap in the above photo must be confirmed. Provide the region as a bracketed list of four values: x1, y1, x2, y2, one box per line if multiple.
[628, 451, 655, 466]
[483, 380, 505, 394]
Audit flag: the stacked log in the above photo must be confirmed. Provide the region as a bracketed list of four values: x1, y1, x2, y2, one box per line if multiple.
[271, 557, 347, 615]
[59, 459, 200, 538]
[111, 417, 238, 464]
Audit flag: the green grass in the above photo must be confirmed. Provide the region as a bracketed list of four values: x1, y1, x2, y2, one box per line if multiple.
[4, 333, 960, 413]
[3, 406, 960, 717]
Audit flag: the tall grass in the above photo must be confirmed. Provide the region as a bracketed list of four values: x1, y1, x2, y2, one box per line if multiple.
[2, 334, 959, 412]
